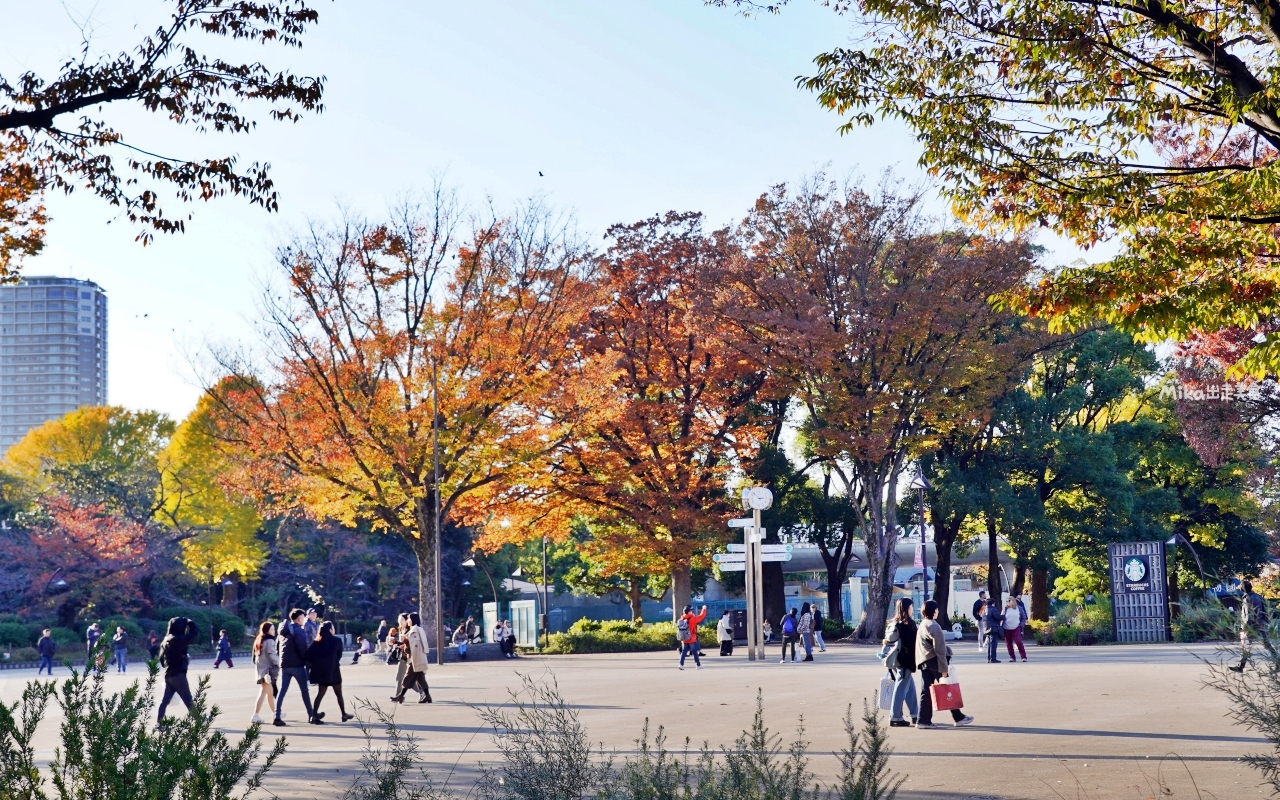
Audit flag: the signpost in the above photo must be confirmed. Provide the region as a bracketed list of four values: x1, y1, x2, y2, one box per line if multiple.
[735, 486, 773, 662]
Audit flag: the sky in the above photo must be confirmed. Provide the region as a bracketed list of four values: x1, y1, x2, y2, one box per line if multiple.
[2, 0, 1094, 422]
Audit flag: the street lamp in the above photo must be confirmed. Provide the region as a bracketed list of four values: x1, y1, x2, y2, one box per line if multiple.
[909, 471, 932, 601]
[462, 556, 499, 606]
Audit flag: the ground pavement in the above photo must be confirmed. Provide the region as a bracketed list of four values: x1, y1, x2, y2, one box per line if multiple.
[0, 640, 1265, 800]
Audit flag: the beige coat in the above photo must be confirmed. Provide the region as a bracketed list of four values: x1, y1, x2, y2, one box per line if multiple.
[406, 625, 430, 672]
[914, 618, 949, 673]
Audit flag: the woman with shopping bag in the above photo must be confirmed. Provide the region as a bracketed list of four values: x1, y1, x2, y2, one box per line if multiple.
[915, 599, 974, 729]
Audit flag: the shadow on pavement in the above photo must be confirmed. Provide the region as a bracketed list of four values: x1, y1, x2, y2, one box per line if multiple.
[975, 724, 1264, 744]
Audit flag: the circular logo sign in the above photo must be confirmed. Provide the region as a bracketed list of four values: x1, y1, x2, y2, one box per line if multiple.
[1124, 557, 1147, 582]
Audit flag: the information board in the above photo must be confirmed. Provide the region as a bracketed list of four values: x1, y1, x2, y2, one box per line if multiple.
[1108, 541, 1169, 643]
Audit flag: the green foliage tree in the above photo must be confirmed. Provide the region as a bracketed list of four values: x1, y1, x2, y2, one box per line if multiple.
[774, 0, 1280, 373]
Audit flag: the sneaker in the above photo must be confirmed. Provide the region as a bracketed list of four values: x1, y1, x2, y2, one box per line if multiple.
[389, 695, 404, 703]
[272, 718, 286, 727]
[1021, 658, 1028, 662]
[678, 665, 684, 670]
[955, 715, 975, 727]
[696, 664, 703, 670]
[309, 716, 324, 725]
[779, 659, 787, 664]
[889, 719, 911, 727]
[916, 722, 937, 729]
[250, 714, 265, 724]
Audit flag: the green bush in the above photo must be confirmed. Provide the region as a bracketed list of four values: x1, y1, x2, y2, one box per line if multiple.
[543, 619, 717, 654]
[98, 618, 147, 651]
[1074, 598, 1114, 643]
[156, 606, 247, 649]
[1051, 624, 1081, 646]
[4, 647, 38, 662]
[1172, 598, 1235, 642]
[51, 628, 81, 649]
[0, 622, 29, 647]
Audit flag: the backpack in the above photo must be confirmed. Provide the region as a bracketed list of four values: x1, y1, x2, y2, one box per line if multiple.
[676, 616, 691, 641]
[782, 615, 797, 636]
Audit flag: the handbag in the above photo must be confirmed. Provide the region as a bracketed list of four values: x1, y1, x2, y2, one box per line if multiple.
[930, 679, 964, 712]
[877, 671, 895, 711]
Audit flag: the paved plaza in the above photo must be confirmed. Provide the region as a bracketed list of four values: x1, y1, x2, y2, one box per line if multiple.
[0, 641, 1264, 799]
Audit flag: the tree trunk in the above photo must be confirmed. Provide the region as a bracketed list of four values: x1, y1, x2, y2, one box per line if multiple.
[1030, 568, 1049, 621]
[671, 561, 692, 622]
[855, 467, 899, 641]
[1167, 552, 1180, 621]
[1012, 562, 1027, 596]
[628, 581, 643, 623]
[411, 496, 442, 657]
[986, 513, 1002, 610]
[220, 571, 240, 611]
[931, 517, 961, 620]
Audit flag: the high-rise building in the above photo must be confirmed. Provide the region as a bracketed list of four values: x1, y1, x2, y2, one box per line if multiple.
[0, 277, 108, 451]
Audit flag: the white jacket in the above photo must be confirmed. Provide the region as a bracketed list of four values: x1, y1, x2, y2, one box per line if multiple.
[717, 616, 733, 642]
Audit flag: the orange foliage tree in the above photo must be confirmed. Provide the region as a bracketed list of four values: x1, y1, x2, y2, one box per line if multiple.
[486, 212, 771, 619]
[208, 192, 591, 637]
[731, 179, 1036, 639]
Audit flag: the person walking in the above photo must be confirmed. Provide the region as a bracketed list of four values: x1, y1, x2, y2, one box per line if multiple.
[883, 597, 919, 727]
[213, 629, 234, 668]
[972, 590, 988, 651]
[157, 617, 198, 723]
[798, 602, 815, 661]
[1230, 580, 1275, 671]
[276, 608, 321, 726]
[716, 610, 734, 656]
[86, 622, 102, 660]
[812, 606, 827, 652]
[37, 629, 55, 675]
[375, 620, 389, 655]
[308, 621, 354, 722]
[1003, 596, 1027, 662]
[112, 626, 129, 673]
[779, 609, 799, 663]
[677, 604, 707, 670]
[391, 612, 432, 703]
[251, 621, 280, 725]
[916, 599, 973, 729]
[145, 629, 160, 660]
[304, 608, 321, 644]
[984, 598, 1005, 663]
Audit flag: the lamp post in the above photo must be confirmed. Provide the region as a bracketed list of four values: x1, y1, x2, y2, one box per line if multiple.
[462, 555, 499, 606]
[431, 355, 445, 666]
[909, 471, 932, 601]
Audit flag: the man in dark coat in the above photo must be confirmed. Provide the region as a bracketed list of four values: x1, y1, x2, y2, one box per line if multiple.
[276, 608, 320, 726]
[37, 629, 55, 675]
[157, 617, 198, 722]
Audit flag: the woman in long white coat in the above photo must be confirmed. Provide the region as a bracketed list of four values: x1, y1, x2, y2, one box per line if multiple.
[716, 610, 734, 656]
[391, 611, 432, 704]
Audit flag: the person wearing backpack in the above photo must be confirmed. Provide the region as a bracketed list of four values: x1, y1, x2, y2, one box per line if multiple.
[1230, 580, 1274, 672]
[779, 608, 799, 663]
[798, 602, 816, 661]
[677, 604, 707, 670]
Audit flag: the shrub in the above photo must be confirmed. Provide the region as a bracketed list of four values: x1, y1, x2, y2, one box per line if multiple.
[948, 614, 974, 633]
[1173, 598, 1235, 642]
[0, 622, 29, 648]
[1051, 625, 1081, 646]
[156, 606, 247, 649]
[0, 661, 285, 800]
[1024, 619, 1050, 645]
[1074, 598, 1114, 643]
[99, 618, 147, 650]
[341, 700, 452, 800]
[50, 628, 81, 649]
[5, 647, 38, 662]
[543, 620, 716, 654]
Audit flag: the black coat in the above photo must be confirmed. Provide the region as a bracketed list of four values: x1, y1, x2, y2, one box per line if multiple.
[894, 620, 918, 672]
[306, 635, 343, 686]
[278, 621, 311, 669]
[37, 636, 55, 658]
[159, 617, 197, 677]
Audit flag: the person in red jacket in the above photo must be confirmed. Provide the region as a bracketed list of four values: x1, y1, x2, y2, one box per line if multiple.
[677, 604, 708, 670]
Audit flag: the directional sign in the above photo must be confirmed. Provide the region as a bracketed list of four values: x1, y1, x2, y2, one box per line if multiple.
[717, 562, 746, 571]
[727, 543, 791, 553]
[728, 518, 754, 528]
[712, 553, 746, 563]
[759, 552, 793, 562]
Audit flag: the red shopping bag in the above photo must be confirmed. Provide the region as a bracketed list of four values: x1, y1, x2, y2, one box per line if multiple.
[930, 680, 964, 711]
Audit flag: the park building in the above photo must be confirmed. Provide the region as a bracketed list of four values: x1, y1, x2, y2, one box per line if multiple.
[0, 276, 108, 452]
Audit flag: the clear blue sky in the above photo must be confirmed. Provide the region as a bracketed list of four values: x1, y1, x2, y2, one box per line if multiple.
[3, 1, 1087, 421]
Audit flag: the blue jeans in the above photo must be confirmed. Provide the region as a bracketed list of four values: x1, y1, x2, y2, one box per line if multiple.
[115, 649, 128, 672]
[801, 633, 814, 659]
[891, 670, 918, 721]
[276, 666, 315, 720]
[38, 655, 54, 675]
[679, 641, 701, 667]
[986, 629, 1001, 662]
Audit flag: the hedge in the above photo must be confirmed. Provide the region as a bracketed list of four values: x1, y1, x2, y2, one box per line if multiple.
[542, 618, 718, 654]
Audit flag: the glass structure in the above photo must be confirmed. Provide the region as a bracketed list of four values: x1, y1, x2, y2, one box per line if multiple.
[0, 277, 108, 451]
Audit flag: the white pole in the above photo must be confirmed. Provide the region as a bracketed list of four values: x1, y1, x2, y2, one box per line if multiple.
[744, 514, 757, 662]
[752, 514, 764, 661]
